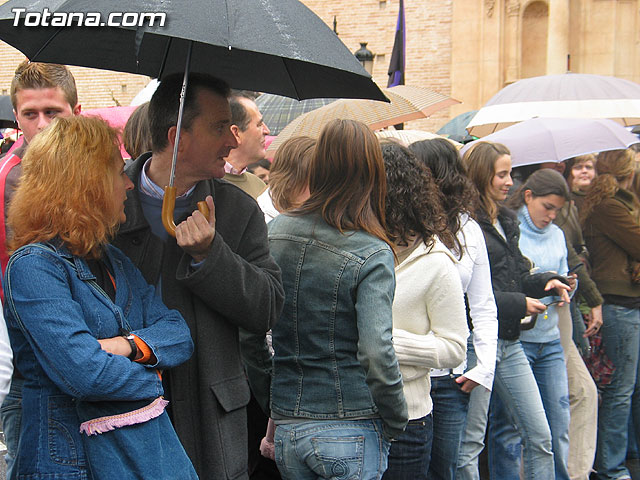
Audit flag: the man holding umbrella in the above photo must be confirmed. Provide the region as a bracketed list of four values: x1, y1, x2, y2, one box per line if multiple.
[113, 73, 284, 479]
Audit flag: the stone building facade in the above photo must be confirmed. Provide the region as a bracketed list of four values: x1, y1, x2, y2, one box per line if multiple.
[0, 0, 638, 132]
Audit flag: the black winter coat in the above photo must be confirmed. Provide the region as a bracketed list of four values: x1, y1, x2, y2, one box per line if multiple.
[477, 206, 564, 340]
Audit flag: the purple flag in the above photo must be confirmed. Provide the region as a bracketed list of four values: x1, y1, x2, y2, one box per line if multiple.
[387, 0, 405, 87]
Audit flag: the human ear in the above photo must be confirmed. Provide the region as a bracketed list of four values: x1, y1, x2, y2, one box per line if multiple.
[524, 189, 533, 205]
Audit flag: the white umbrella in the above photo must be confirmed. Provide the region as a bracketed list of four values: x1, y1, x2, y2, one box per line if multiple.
[467, 73, 640, 137]
[130, 79, 159, 106]
[375, 129, 461, 148]
[460, 117, 640, 167]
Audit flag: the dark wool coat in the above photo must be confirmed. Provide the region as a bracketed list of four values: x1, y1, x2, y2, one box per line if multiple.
[113, 155, 284, 480]
[583, 188, 640, 299]
[476, 206, 563, 340]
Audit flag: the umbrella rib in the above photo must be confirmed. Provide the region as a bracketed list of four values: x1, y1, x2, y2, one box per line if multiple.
[31, 26, 64, 62]
[157, 37, 173, 80]
[281, 58, 301, 101]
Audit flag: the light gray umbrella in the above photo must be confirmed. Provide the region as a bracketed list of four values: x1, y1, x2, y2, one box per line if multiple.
[460, 117, 640, 167]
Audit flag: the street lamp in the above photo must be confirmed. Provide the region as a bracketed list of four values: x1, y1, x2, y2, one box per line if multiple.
[354, 42, 374, 75]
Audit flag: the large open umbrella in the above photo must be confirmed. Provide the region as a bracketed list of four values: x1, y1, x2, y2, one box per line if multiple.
[0, 0, 388, 235]
[460, 117, 640, 167]
[467, 73, 640, 137]
[267, 85, 460, 154]
[255, 94, 337, 135]
[0, 1, 385, 101]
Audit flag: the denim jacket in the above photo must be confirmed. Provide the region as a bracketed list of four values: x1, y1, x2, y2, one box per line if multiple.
[3, 241, 193, 479]
[268, 214, 408, 439]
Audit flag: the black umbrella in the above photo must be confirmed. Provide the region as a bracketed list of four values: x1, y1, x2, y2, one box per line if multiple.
[0, 95, 17, 128]
[0, 0, 388, 235]
[0, 0, 386, 101]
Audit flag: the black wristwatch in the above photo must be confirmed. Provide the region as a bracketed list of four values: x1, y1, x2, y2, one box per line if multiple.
[121, 331, 138, 361]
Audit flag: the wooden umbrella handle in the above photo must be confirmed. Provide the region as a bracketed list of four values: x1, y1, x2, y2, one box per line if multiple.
[197, 201, 209, 218]
[162, 186, 211, 237]
[162, 186, 178, 237]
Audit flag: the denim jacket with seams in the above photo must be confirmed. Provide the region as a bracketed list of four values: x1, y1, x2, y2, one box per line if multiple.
[268, 213, 408, 440]
[3, 240, 193, 479]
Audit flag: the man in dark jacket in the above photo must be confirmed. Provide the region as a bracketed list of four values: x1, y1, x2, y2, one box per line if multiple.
[113, 73, 284, 480]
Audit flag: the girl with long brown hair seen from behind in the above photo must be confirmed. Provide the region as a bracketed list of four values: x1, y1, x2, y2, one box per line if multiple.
[581, 148, 640, 480]
[268, 119, 407, 479]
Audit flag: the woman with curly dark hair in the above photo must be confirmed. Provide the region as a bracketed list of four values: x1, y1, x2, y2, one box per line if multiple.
[380, 141, 468, 480]
[581, 148, 640, 480]
[410, 138, 498, 480]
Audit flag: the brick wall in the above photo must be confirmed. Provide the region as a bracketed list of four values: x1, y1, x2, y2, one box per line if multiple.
[301, 0, 454, 132]
[0, 44, 151, 109]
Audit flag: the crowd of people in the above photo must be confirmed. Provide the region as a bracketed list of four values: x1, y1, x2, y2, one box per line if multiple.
[0, 59, 638, 480]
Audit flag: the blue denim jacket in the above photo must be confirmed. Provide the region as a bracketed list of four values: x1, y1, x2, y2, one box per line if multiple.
[268, 214, 408, 439]
[3, 241, 194, 479]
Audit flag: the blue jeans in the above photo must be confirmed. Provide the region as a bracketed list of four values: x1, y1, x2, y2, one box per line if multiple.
[489, 339, 570, 480]
[274, 419, 391, 480]
[384, 414, 433, 479]
[1, 378, 23, 480]
[595, 304, 640, 479]
[457, 338, 554, 480]
[427, 375, 469, 480]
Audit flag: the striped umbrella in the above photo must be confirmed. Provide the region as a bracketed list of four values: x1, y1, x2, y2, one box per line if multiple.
[255, 94, 337, 135]
[267, 85, 460, 154]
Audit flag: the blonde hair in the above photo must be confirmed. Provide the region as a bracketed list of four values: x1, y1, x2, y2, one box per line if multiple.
[269, 136, 315, 212]
[8, 116, 122, 258]
[581, 149, 636, 223]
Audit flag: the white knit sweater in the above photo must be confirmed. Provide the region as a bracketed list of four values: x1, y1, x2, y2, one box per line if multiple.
[392, 238, 469, 420]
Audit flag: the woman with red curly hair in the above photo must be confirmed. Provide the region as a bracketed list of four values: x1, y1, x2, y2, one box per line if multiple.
[3, 115, 196, 479]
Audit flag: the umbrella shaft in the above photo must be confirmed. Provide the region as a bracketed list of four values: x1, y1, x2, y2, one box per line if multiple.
[169, 42, 193, 187]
